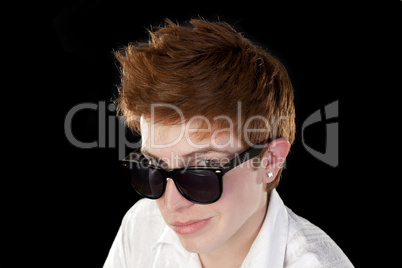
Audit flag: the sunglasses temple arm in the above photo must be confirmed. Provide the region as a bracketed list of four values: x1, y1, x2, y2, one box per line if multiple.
[222, 142, 268, 172]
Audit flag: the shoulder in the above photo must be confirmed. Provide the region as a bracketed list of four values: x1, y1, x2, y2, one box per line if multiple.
[103, 199, 166, 268]
[121, 198, 165, 238]
[124, 198, 161, 221]
[284, 208, 354, 268]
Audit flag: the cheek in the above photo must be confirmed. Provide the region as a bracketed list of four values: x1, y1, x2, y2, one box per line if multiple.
[223, 167, 258, 196]
[155, 198, 163, 209]
[217, 168, 260, 216]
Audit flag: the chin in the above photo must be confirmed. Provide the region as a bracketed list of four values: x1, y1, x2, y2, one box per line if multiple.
[177, 234, 220, 254]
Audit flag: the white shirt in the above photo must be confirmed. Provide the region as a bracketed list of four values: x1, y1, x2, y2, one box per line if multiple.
[103, 189, 353, 267]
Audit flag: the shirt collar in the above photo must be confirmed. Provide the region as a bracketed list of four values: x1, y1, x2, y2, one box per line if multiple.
[152, 220, 201, 266]
[241, 189, 289, 267]
[152, 222, 177, 250]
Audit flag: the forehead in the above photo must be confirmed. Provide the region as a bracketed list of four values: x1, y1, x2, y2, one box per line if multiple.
[140, 117, 243, 156]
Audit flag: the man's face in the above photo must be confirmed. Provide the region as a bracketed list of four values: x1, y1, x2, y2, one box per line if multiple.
[140, 118, 269, 255]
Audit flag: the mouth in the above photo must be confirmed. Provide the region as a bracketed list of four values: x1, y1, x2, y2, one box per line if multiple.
[170, 217, 212, 235]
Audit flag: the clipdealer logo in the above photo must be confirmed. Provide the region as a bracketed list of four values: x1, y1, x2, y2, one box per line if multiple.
[64, 100, 339, 167]
[301, 100, 339, 167]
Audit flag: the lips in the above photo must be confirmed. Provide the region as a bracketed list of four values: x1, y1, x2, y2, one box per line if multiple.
[170, 218, 212, 235]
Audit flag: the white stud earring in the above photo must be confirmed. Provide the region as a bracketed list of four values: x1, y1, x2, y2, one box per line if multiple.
[267, 172, 273, 178]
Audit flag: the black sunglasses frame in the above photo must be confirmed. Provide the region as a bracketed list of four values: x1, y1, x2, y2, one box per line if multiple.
[121, 141, 268, 204]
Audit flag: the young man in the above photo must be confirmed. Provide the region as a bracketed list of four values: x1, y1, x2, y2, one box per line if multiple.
[104, 19, 353, 267]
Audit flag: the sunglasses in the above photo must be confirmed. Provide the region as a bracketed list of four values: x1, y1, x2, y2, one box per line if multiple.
[121, 142, 267, 204]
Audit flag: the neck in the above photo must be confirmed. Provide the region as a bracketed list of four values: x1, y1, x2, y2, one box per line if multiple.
[198, 196, 269, 268]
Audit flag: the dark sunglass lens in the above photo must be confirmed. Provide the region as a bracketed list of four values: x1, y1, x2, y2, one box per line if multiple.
[128, 165, 165, 199]
[175, 170, 221, 204]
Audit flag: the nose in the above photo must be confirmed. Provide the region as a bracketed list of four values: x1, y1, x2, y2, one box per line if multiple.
[163, 178, 193, 211]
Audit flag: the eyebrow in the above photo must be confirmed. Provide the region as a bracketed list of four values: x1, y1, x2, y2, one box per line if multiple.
[183, 147, 235, 159]
[140, 148, 168, 164]
[140, 146, 235, 162]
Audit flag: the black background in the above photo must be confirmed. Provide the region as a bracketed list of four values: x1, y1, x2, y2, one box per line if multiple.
[37, 1, 400, 267]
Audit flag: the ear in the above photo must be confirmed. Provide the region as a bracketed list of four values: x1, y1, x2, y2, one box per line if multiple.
[261, 138, 291, 183]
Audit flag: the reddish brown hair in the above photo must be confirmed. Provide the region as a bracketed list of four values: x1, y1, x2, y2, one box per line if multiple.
[115, 19, 295, 191]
